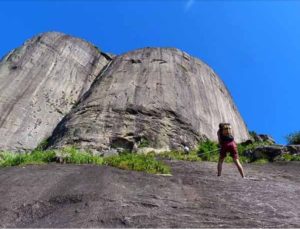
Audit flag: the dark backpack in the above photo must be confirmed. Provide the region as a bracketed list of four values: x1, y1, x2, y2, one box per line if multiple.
[219, 123, 234, 142]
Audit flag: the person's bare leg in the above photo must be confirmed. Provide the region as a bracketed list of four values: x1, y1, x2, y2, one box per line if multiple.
[217, 157, 224, 176]
[233, 158, 245, 178]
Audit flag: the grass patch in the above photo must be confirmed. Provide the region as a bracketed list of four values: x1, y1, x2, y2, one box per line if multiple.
[158, 140, 248, 163]
[0, 147, 104, 168]
[35, 138, 49, 151]
[138, 137, 150, 148]
[0, 147, 170, 175]
[0, 150, 56, 167]
[237, 141, 275, 163]
[103, 153, 171, 174]
[158, 150, 202, 162]
[238, 156, 251, 163]
[158, 140, 253, 164]
[57, 146, 103, 165]
[237, 142, 268, 156]
[253, 158, 269, 164]
[275, 153, 300, 162]
[196, 140, 219, 162]
[289, 154, 300, 161]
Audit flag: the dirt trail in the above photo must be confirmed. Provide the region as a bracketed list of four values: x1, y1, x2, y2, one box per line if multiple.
[0, 161, 299, 228]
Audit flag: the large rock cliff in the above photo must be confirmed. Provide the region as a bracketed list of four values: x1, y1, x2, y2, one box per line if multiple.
[47, 47, 249, 153]
[0, 32, 249, 153]
[0, 32, 111, 151]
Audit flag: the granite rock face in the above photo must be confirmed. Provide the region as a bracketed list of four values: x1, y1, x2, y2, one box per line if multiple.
[48, 48, 249, 153]
[0, 32, 111, 151]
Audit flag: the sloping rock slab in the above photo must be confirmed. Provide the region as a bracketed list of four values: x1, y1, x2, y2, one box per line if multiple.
[0, 161, 299, 228]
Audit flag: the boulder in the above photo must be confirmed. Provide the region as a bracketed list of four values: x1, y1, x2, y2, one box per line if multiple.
[241, 139, 254, 146]
[286, 145, 300, 155]
[251, 134, 275, 144]
[0, 32, 111, 151]
[258, 134, 275, 144]
[251, 145, 288, 161]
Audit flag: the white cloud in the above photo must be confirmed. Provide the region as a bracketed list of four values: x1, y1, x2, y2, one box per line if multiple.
[184, 0, 195, 12]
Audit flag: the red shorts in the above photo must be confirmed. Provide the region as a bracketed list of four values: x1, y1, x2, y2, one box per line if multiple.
[220, 141, 239, 160]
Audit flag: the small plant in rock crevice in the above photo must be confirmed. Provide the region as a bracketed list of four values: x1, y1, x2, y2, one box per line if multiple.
[138, 137, 150, 148]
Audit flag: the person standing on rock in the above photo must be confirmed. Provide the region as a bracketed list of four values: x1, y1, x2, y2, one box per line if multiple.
[217, 123, 245, 178]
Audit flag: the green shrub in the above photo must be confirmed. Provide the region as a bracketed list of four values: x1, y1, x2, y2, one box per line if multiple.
[0, 152, 25, 167]
[35, 138, 49, 151]
[291, 154, 300, 161]
[276, 153, 300, 162]
[254, 158, 269, 164]
[196, 140, 255, 163]
[237, 144, 248, 155]
[0, 147, 102, 167]
[0, 150, 56, 167]
[59, 146, 103, 165]
[249, 131, 258, 139]
[281, 153, 293, 161]
[238, 137, 283, 163]
[138, 137, 150, 148]
[286, 131, 300, 144]
[197, 140, 219, 162]
[27, 150, 56, 163]
[238, 155, 251, 163]
[0, 147, 169, 174]
[103, 153, 171, 174]
[237, 141, 272, 158]
[159, 140, 251, 163]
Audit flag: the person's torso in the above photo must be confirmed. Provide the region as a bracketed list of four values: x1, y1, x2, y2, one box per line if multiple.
[219, 126, 234, 144]
[220, 134, 234, 143]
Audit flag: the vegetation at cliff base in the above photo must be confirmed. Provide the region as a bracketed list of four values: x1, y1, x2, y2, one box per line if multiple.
[196, 140, 220, 162]
[286, 131, 300, 144]
[275, 153, 300, 162]
[1, 130, 299, 173]
[56, 147, 103, 165]
[0, 147, 171, 175]
[0, 150, 56, 167]
[157, 140, 247, 163]
[158, 150, 201, 162]
[103, 153, 171, 175]
[194, 140, 251, 163]
[253, 158, 269, 164]
[158, 139, 281, 164]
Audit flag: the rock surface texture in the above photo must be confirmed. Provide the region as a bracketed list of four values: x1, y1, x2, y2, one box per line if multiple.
[0, 32, 111, 151]
[48, 48, 249, 153]
[0, 32, 249, 152]
[0, 161, 299, 227]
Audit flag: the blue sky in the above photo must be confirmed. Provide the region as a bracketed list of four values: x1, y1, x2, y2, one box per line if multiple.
[0, 0, 299, 144]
